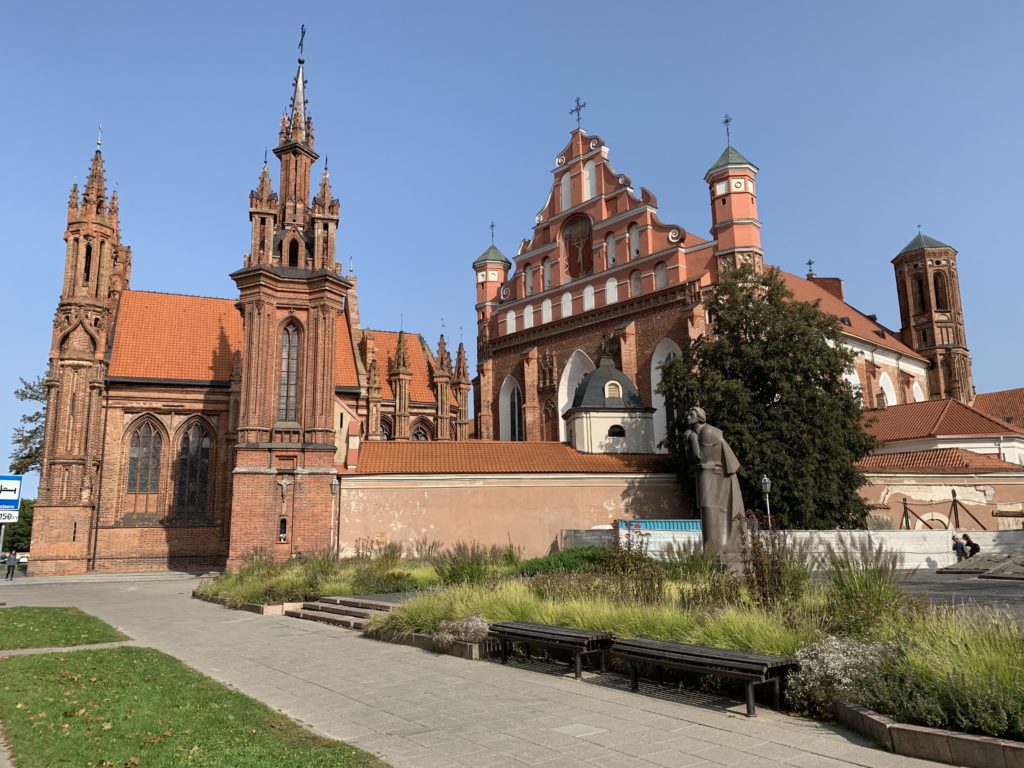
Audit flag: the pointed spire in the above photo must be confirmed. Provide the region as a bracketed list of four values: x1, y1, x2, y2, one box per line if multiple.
[67, 182, 79, 216]
[256, 161, 273, 199]
[82, 148, 107, 213]
[286, 57, 309, 144]
[454, 342, 470, 384]
[436, 335, 452, 375]
[317, 166, 332, 201]
[392, 331, 411, 375]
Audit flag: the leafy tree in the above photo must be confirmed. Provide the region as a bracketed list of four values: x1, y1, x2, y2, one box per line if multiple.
[658, 266, 875, 529]
[9, 375, 46, 476]
[5, 499, 33, 553]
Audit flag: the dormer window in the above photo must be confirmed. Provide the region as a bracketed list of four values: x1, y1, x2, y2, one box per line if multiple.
[605, 381, 622, 399]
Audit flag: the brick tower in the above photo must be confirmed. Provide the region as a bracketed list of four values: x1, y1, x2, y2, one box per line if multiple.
[31, 140, 132, 574]
[703, 145, 762, 276]
[227, 53, 350, 564]
[892, 232, 974, 403]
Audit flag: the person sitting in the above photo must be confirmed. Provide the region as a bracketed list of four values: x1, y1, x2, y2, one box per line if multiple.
[962, 533, 981, 559]
[951, 535, 966, 562]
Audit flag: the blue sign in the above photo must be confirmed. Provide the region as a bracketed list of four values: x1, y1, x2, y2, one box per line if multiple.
[0, 475, 23, 518]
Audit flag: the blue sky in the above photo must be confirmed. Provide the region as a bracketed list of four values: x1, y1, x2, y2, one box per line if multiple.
[3, 1, 1022, 497]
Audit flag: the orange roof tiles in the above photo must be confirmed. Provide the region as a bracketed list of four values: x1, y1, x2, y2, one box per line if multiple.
[109, 290, 242, 381]
[334, 313, 359, 388]
[973, 387, 1024, 430]
[859, 448, 1023, 474]
[779, 271, 922, 359]
[370, 331, 449, 405]
[355, 441, 672, 475]
[864, 398, 1023, 442]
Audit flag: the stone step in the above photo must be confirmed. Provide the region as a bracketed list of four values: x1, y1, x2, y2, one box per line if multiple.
[318, 595, 397, 612]
[284, 609, 368, 631]
[301, 602, 383, 620]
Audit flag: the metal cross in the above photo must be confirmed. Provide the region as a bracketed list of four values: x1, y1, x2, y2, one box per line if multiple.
[569, 97, 587, 129]
[490, 221, 495, 245]
[722, 114, 732, 146]
[806, 259, 815, 275]
[298, 24, 306, 56]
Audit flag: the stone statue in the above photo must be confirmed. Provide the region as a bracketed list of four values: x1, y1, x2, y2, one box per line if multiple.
[683, 407, 746, 565]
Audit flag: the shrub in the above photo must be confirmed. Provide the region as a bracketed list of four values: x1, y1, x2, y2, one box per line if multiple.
[407, 534, 444, 562]
[372, 541, 406, 570]
[661, 540, 718, 581]
[677, 570, 744, 611]
[822, 533, 907, 637]
[434, 541, 491, 585]
[786, 635, 894, 718]
[603, 531, 666, 605]
[528, 571, 614, 602]
[740, 529, 813, 608]
[350, 568, 419, 595]
[432, 615, 490, 649]
[518, 546, 608, 576]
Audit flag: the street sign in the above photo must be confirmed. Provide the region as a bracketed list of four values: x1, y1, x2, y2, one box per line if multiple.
[0, 476, 23, 520]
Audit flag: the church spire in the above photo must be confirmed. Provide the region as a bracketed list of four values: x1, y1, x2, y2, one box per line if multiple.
[283, 57, 313, 148]
[81, 147, 107, 215]
[454, 342, 470, 384]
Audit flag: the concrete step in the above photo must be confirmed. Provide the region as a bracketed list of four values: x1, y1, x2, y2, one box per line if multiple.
[318, 596, 397, 612]
[285, 609, 368, 630]
[300, 601, 383, 620]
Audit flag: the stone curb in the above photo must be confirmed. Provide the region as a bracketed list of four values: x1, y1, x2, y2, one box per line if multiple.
[836, 701, 1023, 768]
[190, 589, 303, 615]
[368, 631, 496, 660]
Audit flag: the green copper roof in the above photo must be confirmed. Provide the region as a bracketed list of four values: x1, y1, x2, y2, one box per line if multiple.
[898, 232, 954, 255]
[710, 145, 753, 170]
[472, 244, 511, 269]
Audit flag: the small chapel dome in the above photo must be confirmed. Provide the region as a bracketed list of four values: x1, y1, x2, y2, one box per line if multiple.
[571, 356, 644, 410]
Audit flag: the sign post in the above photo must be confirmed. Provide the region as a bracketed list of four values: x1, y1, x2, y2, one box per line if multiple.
[0, 476, 24, 556]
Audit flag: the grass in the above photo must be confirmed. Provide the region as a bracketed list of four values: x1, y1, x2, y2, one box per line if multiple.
[0, 608, 127, 650]
[0, 646, 387, 768]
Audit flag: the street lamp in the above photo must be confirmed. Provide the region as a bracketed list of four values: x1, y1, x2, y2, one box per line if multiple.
[760, 474, 773, 530]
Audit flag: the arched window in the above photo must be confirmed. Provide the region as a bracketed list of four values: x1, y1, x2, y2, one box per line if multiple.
[175, 422, 211, 518]
[583, 161, 597, 200]
[557, 350, 596, 441]
[605, 381, 622, 399]
[563, 216, 593, 279]
[288, 239, 300, 268]
[913, 277, 927, 313]
[605, 277, 618, 305]
[543, 258, 554, 290]
[379, 416, 394, 440]
[505, 310, 516, 334]
[934, 272, 949, 310]
[411, 424, 431, 441]
[628, 224, 640, 260]
[278, 518, 288, 542]
[651, 338, 682, 453]
[630, 270, 642, 297]
[524, 263, 535, 296]
[541, 299, 552, 324]
[499, 376, 525, 441]
[654, 262, 668, 290]
[912, 381, 926, 402]
[561, 292, 573, 319]
[523, 305, 534, 329]
[605, 234, 617, 268]
[279, 324, 299, 421]
[83, 243, 93, 284]
[583, 285, 595, 311]
[560, 172, 572, 211]
[843, 369, 863, 404]
[877, 372, 897, 408]
[127, 422, 162, 493]
[607, 425, 626, 438]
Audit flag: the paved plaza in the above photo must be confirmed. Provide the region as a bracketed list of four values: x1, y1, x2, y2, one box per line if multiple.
[0, 575, 947, 768]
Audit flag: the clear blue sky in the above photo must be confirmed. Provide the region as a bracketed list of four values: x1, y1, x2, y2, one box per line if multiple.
[3, 1, 1022, 497]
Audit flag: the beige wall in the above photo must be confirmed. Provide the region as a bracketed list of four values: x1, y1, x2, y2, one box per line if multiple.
[336, 473, 684, 556]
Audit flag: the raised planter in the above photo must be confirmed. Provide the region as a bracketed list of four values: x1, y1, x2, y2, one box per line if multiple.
[836, 701, 1023, 768]
[191, 590, 302, 615]
[370, 631, 495, 660]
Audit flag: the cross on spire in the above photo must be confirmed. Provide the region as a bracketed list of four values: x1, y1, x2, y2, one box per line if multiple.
[569, 97, 587, 129]
[298, 24, 306, 58]
[722, 114, 732, 147]
[806, 258, 815, 277]
[490, 221, 495, 245]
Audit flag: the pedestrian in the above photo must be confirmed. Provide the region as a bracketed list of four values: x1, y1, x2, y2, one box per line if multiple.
[962, 534, 981, 559]
[4, 551, 16, 580]
[745, 509, 760, 532]
[951, 535, 966, 562]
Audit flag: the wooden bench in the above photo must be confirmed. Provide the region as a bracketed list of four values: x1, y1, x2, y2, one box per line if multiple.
[611, 638, 798, 716]
[489, 621, 614, 679]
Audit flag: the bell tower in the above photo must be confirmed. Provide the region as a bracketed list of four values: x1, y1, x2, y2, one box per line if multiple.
[892, 232, 974, 403]
[229, 49, 350, 565]
[472, 242, 511, 440]
[32, 138, 132, 575]
[704, 144, 762, 277]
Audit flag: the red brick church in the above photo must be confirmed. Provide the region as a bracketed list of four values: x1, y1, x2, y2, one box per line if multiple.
[29, 56, 1024, 574]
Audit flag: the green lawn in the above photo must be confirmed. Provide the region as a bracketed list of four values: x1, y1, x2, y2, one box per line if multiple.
[0, 646, 388, 767]
[0, 607, 127, 649]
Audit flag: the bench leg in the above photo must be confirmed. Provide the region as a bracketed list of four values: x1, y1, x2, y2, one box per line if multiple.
[630, 661, 638, 691]
[745, 682, 756, 717]
[772, 677, 781, 710]
[599, 651, 606, 673]
[574, 652, 582, 679]
[500, 638, 508, 664]
[524, 643, 530, 661]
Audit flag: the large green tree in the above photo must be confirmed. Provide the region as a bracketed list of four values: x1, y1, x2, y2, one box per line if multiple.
[9, 375, 46, 476]
[658, 266, 875, 529]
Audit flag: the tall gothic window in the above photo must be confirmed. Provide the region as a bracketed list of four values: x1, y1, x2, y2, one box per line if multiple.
[175, 423, 211, 518]
[933, 272, 949, 311]
[83, 243, 93, 284]
[279, 324, 299, 421]
[509, 385, 524, 441]
[127, 422, 162, 493]
[913, 277, 927, 313]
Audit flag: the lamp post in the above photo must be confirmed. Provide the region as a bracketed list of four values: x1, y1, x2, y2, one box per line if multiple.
[760, 474, 773, 530]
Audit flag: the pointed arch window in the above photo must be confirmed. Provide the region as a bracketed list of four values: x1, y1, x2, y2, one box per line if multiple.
[288, 239, 300, 268]
[175, 423, 211, 518]
[933, 272, 949, 311]
[411, 423, 431, 441]
[913, 276, 927, 313]
[279, 324, 299, 421]
[83, 243, 93, 284]
[509, 385, 524, 441]
[127, 422, 162, 494]
[499, 376, 525, 441]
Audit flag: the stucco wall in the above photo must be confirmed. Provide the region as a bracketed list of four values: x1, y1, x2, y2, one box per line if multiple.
[861, 472, 1024, 531]
[336, 473, 684, 556]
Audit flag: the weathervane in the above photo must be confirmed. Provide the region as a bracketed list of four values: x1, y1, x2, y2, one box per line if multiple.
[722, 114, 732, 147]
[490, 221, 495, 245]
[806, 259, 815, 276]
[97, 123, 102, 149]
[298, 24, 306, 57]
[569, 97, 587, 129]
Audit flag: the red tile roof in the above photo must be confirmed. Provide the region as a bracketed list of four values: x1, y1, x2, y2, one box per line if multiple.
[109, 291, 242, 381]
[864, 398, 1023, 442]
[859, 448, 1023, 474]
[371, 331, 452, 405]
[973, 387, 1024, 430]
[780, 271, 923, 359]
[109, 290, 359, 388]
[355, 441, 672, 475]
